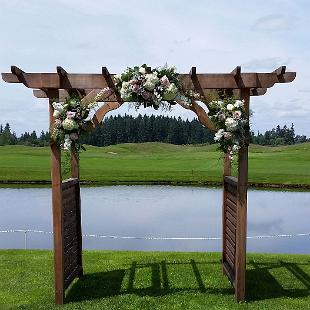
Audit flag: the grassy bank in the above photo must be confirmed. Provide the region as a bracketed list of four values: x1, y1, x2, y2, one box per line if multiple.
[0, 142, 309, 186]
[0, 250, 309, 309]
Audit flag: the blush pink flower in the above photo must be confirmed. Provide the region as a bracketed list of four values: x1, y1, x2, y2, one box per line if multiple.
[141, 91, 153, 100]
[131, 84, 140, 93]
[160, 75, 170, 87]
[66, 111, 76, 119]
[233, 110, 242, 119]
[69, 132, 79, 141]
[223, 132, 233, 140]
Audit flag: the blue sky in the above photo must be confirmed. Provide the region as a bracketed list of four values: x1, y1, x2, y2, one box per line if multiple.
[0, 0, 309, 135]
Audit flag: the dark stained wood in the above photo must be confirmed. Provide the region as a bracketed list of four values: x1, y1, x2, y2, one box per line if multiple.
[223, 261, 235, 287]
[235, 88, 250, 302]
[49, 95, 64, 305]
[2, 71, 296, 90]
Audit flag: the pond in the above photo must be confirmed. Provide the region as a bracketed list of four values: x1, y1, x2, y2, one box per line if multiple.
[0, 186, 309, 254]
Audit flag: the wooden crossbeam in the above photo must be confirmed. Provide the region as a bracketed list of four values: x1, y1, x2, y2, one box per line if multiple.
[102, 67, 123, 104]
[2, 68, 296, 91]
[33, 87, 268, 100]
[273, 66, 286, 76]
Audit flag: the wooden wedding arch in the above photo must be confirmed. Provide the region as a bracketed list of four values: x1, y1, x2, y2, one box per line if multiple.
[2, 65, 296, 304]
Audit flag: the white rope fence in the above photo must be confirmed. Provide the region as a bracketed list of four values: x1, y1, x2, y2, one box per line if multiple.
[0, 229, 309, 249]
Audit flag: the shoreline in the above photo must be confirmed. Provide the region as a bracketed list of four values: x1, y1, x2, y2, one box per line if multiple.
[0, 179, 310, 190]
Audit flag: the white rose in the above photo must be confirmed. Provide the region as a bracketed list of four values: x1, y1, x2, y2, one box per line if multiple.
[62, 118, 79, 131]
[214, 129, 224, 141]
[139, 67, 146, 74]
[53, 110, 61, 118]
[163, 83, 178, 101]
[234, 100, 244, 108]
[226, 104, 234, 111]
[225, 117, 238, 131]
[144, 81, 155, 91]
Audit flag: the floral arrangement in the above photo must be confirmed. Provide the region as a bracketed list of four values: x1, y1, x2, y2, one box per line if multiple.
[50, 64, 248, 161]
[114, 64, 194, 109]
[50, 88, 112, 153]
[208, 97, 248, 159]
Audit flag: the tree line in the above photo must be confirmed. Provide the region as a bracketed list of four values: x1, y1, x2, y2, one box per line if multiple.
[0, 115, 308, 147]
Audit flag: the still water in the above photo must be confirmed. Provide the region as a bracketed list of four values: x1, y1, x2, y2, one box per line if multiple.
[0, 186, 309, 254]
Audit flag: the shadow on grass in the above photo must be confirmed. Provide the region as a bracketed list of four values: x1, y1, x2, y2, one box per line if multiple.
[246, 260, 310, 301]
[66, 258, 310, 303]
[66, 259, 233, 302]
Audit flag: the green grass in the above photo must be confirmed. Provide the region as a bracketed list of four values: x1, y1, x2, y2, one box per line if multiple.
[0, 142, 309, 186]
[0, 250, 309, 309]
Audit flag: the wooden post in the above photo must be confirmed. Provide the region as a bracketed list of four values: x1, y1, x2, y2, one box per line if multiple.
[222, 152, 231, 273]
[49, 95, 64, 305]
[70, 147, 83, 278]
[235, 88, 250, 302]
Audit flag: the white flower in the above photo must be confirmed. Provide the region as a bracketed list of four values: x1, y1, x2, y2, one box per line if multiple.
[63, 135, 72, 150]
[163, 83, 178, 100]
[214, 129, 224, 141]
[144, 73, 159, 91]
[225, 117, 238, 131]
[52, 102, 64, 112]
[120, 82, 132, 100]
[232, 144, 240, 152]
[53, 110, 61, 118]
[139, 66, 146, 74]
[226, 103, 234, 111]
[234, 100, 244, 108]
[62, 118, 79, 131]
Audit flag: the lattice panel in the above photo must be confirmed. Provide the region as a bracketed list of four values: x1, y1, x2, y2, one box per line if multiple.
[61, 178, 83, 289]
[223, 176, 238, 286]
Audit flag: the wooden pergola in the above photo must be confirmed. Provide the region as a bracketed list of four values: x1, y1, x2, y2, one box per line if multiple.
[2, 65, 296, 304]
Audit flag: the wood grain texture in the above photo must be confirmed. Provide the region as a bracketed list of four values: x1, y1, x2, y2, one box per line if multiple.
[235, 88, 250, 302]
[49, 98, 64, 305]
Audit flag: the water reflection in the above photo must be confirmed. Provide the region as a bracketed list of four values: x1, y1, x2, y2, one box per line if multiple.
[0, 186, 309, 254]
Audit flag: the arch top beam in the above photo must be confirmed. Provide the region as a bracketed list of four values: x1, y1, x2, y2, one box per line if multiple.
[2, 67, 296, 91]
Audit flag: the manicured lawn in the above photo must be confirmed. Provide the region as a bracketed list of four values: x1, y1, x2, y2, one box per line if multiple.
[0, 250, 309, 309]
[0, 142, 309, 185]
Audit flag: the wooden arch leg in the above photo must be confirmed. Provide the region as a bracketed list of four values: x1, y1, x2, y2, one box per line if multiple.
[235, 89, 250, 302]
[49, 99, 64, 305]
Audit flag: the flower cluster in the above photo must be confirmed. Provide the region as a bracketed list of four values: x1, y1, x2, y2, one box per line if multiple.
[208, 97, 248, 158]
[51, 87, 112, 153]
[51, 98, 91, 153]
[114, 64, 182, 109]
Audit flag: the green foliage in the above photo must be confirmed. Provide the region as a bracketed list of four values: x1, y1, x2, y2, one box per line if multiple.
[0, 250, 309, 309]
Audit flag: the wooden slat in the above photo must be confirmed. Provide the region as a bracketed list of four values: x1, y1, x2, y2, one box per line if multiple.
[226, 245, 235, 263]
[226, 192, 237, 204]
[225, 251, 235, 270]
[226, 217, 236, 232]
[64, 265, 82, 289]
[2, 71, 296, 90]
[223, 261, 235, 287]
[226, 199, 237, 214]
[226, 237, 236, 254]
[226, 226, 236, 242]
[226, 232, 236, 246]
[226, 212, 237, 226]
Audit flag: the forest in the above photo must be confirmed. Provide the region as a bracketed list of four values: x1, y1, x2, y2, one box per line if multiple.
[0, 114, 308, 147]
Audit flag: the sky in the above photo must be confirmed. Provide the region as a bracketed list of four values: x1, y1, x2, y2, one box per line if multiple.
[0, 0, 309, 136]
